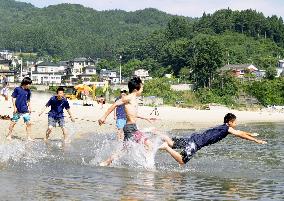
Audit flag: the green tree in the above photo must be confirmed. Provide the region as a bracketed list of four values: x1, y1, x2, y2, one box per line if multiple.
[265, 66, 277, 80]
[191, 35, 224, 88]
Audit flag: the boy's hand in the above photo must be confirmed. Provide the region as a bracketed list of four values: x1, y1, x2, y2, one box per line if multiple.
[256, 139, 267, 144]
[98, 117, 106, 126]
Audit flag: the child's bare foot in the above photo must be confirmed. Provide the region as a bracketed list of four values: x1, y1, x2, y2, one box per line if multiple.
[99, 158, 112, 166]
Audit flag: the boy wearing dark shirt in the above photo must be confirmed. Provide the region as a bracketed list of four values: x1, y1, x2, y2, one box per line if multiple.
[159, 113, 267, 165]
[7, 77, 33, 141]
[39, 87, 75, 143]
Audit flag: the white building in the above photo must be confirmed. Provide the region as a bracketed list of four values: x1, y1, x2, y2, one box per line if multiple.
[31, 62, 63, 84]
[66, 58, 96, 82]
[277, 60, 284, 77]
[0, 50, 13, 60]
[134, 69, 151, 80]
[78, 66, 97, 83]
[100, 69, 119, 84]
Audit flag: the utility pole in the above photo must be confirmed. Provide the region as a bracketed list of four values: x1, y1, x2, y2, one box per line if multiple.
[119, 55, 122, 84]
[20, 58, 23, 81]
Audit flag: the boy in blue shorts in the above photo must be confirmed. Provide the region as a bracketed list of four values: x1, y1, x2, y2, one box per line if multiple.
[113, 90, 127, 140]
[7, 77, 33, 141]
[159, 113, 267, 165]
[39, 87, 75, 143]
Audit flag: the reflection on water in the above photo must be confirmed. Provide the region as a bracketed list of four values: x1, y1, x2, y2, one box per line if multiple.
[0, 123, 284, 200]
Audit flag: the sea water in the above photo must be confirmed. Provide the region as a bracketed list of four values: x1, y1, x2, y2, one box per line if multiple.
[0, 123, 283, 200]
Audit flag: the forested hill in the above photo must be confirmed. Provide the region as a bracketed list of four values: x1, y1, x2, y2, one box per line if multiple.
[0, 0, 185, 59]
[1, 0, 284, 63]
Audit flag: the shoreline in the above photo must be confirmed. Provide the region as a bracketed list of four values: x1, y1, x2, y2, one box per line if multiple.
[0, 92, 283, 142]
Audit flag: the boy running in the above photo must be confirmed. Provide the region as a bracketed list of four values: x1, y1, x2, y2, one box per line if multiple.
[7, 77, 33, 141]
[39, 87, 75, 143]
[159, 113, 267, 165]
[98, 77, 155, 166]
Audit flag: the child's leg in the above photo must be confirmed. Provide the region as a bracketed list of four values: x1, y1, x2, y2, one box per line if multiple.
[23, 114, 33, 141]
[45, 126, 52, 141]
[100, 149, 124, 166]
[26, 122, 33, 141]
[153, 130, 174, 147]
[62, 127, 71, 143]
[144, 139, 153, 151]
[7, 121, 16, 140]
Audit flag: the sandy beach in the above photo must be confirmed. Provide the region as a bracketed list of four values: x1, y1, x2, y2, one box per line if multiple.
[0, 91, 284, 141]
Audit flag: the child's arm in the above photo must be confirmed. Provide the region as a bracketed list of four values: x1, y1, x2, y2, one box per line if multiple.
[98, 98, 127, 125]
[113, 107, 117, 120]
[27, 101, 31, 113]
[38, 105, 48, 116]
[228, 127, 267, 144]
[136, 115, 157, 123]
[11, 97, 17, 113]
[39, 100, 51, 116]
[66, 109, 75, 122]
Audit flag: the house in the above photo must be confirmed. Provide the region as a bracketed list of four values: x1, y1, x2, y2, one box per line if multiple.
[220, 64, 259, 77]
[0, 50, 13, 60]
[0, 60, 11, 71]
[276, 60, 284, 77]
[0, 70, 15, 83]
[65, 57, 96, 83]
[77, 66, 97, 83]
[99, 69, 120, 84]
[133, 69, 151, 80]
[30, 62, 63, 84]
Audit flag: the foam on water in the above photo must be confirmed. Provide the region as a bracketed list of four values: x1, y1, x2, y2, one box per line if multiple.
[88, 128, 164, 170]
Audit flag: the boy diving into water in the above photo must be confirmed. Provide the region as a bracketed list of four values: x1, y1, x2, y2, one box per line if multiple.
[159, 113, 267, 165]
[98, 77, 155, 166]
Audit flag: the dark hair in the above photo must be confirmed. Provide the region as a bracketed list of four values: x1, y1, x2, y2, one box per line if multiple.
[128, 77, 142, 93]
[21, 77, 32, 86]
[224, 113, 236, 123]
[56, 87, 65, 93]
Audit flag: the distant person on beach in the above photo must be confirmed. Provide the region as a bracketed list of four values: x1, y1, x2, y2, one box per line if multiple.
[82, 87, 90, 106]
[158, 113, 267, 165]
[7, 77, 33, 141]
[97, 95, 105, 109]
[113, 90, 127, 140]
[1, 75, 9, 101]
[98, 77, 156, 166]
[39, 87, 75, 143]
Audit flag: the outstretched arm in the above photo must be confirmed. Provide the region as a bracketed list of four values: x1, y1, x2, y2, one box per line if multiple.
[98, 98, 127, 125]
[228, 127, 267, 144]
[136, 115, 157, 123]
[38, 106, 47, 116]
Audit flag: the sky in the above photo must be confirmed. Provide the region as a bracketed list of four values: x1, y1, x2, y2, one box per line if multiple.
[18, 0, 284, 19]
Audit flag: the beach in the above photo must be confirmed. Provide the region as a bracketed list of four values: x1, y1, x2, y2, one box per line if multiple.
[0, 92, 284, 141]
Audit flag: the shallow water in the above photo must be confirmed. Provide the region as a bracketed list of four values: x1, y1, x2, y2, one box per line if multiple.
[0, 123, 283, 200]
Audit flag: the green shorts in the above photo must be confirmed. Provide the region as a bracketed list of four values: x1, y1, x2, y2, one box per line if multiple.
[11, 113, 31, 123]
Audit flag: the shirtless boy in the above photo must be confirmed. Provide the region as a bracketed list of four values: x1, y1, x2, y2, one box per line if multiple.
[98, 77, 155, 166]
